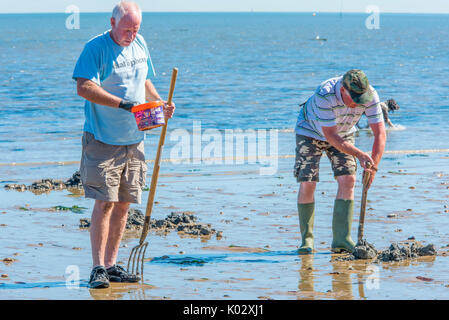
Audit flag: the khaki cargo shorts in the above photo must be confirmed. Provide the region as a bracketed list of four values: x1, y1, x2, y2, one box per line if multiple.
[80, 132, 147, 204]
[294, 134, 357, 182]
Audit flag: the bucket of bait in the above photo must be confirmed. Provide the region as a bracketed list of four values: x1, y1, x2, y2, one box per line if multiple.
[131, 101, 165, 131]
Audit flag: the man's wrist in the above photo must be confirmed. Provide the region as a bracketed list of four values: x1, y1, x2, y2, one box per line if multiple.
[118, 99, 137, 112]
[354, 149, 363, 159]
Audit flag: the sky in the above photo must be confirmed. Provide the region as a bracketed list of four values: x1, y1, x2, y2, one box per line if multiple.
[0, 0, 449, 14]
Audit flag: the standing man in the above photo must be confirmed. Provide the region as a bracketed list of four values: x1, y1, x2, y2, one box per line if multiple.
[294, 70, 386, 254]
[73, 1, 175, 289]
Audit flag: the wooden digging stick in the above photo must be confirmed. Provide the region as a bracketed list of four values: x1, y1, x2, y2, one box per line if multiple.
[138, 68, 178, 245]
[357, 167, 372, 243]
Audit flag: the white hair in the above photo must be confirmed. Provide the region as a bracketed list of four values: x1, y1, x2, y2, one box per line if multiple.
[112, 1, 142, 25]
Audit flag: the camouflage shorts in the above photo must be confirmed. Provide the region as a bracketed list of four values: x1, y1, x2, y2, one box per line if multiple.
[294, 134, 357, 182]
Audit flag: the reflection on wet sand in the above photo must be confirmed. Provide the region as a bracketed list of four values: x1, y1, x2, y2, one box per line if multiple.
[380, 255, 436, 270]
[297, 254, 315, 299]
[295, 253, 395, 300]
[330, 260, 353, 300]
[88, 282, 157, 300]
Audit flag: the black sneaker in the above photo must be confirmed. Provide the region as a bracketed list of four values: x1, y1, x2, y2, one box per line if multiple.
[106, 264, 141, 283]
[88, 266, 110, 289]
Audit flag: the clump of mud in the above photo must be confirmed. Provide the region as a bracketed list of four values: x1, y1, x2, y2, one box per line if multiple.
[377, 243, 436, 262]
[334, 239, 437, 262]
[352, 239, 378, 259]
[5, 171, 83, 194]
[80, 209, 222, 238]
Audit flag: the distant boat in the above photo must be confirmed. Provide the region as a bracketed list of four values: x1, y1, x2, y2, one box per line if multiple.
[313, 35, 327, 41]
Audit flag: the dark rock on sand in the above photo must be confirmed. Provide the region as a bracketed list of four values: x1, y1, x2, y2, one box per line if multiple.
[2, 257, 16, 264]
[126, 208, 145, 229]
[416, 276, 434, 282]
[79, 209, 221, 238]
[4, 171, 84, 193]
[65, 171, 83, 189]
[4, 184, 27, 192]
[417, 244, 437, 256]
[334, 241, 437, 262]
[79, 218, 90, 229]
[30, 179, 66, 192]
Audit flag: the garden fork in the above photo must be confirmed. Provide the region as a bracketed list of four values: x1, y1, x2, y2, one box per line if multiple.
[127, 68, 178, 277]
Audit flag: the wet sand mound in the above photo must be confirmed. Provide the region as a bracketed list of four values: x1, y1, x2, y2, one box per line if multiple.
[80, 209, 222, 238]
[334, 240, 437, 262]
[5, 171, 83, 193]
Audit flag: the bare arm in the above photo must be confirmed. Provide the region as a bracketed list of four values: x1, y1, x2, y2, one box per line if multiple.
[77, 78, 122, 108]
[145, 79, 162, 101]
[362, 121, 387, 188]
[368, 121, 387, 170]
[322, 126, 374, 170]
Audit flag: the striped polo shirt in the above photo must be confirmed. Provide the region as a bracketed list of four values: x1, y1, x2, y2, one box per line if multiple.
[295, 76, 383, 141]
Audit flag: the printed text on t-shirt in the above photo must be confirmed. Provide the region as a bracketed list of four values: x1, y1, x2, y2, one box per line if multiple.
[113, 57, 146, 69]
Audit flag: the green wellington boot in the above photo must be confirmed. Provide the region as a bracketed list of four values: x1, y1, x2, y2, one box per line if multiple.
[297, 203, 315, 254]
[331, 199, 356, 253]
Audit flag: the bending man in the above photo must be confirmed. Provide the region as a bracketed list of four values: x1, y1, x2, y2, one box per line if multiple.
[294, 69, 386, 254]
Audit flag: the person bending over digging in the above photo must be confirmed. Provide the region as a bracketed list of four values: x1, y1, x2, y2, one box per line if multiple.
[294, 69, 386, 254]
[72, 1, 175, 289]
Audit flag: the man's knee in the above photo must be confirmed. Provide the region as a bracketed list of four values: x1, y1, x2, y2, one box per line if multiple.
[298, 181, 317, 203]
[300, 181, 317, 195]
[94, 200, 114, 215]
[336, 175, 356, 189]
[114, 201, 130, 210]
[112, 202, 130, 218]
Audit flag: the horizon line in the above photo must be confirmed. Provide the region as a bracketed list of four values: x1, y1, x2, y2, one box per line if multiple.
[1, 10, 449, 15]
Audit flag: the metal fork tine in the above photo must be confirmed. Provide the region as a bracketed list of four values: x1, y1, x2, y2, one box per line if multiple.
[130, 245, 140, 274]
[132, 246, 140, 274]
[126, 243, 147, 277]
[127, 246, 137, 273]
[136, 243, 147, 275]
[140, 242, 149, 276]
[127, 247, 134, 273]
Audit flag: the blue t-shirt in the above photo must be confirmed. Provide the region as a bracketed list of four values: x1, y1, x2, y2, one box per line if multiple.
[73, 31, 156, 145]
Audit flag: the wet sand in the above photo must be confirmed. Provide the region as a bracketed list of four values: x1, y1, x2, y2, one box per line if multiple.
[0, 144, 448, 300]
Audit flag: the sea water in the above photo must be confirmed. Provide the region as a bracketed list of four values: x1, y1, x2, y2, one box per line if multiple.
[0, 13, 448, 169]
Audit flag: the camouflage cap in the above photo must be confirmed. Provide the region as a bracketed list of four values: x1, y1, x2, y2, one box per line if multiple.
[342, 69, 373, 105]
